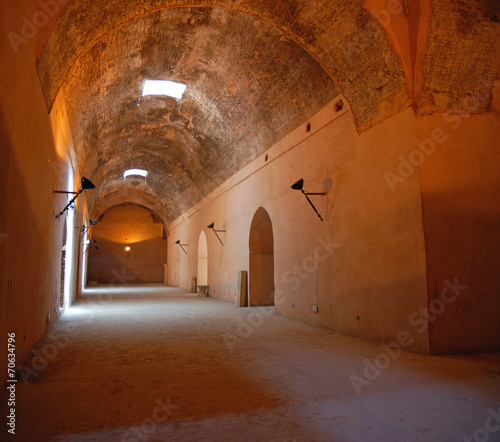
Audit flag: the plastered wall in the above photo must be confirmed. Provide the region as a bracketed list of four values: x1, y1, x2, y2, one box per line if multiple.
[87, 205, 167, 284]
[0, 0, 83, 386]
[168, 86, 500, 355]
[1, 3, 498, 392]
[168, 98, 430, 354]
[417, 87, 500, 354]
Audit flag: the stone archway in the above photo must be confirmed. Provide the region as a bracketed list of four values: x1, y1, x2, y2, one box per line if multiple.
[249, 207, 275, 306]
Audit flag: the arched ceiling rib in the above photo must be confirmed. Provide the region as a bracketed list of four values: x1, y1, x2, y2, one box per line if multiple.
[90, 189, 170, 231]
[38, 0, 410, 132]
[61, 7, 341, 220]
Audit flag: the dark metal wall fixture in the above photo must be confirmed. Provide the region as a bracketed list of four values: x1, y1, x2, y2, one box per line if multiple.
[83, 239, 98, 254]
[175, 240, 189, 254]
[54, 177, 96, 219]
[76, 218, 97, 243]
[207, 223, 226, 246]
[291, 178, 328, 222]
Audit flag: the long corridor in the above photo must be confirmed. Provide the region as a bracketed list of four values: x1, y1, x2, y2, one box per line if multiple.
[3, 286, 500, 441]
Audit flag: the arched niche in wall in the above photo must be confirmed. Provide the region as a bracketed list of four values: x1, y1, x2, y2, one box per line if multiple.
[198, 231, 208, 287]
[249, 207, 275, 307]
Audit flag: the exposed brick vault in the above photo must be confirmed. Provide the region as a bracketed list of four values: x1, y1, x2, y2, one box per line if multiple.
[36, 0, 500, 221]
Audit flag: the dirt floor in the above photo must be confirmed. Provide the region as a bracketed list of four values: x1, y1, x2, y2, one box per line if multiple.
[2, 285, 500, 441]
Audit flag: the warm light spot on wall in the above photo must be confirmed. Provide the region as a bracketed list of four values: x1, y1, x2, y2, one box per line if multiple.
[124, 169, 148, 179]
[50, 94, 76, 162]
[87, 205, 167, 283]
[142, 80, 187, 99]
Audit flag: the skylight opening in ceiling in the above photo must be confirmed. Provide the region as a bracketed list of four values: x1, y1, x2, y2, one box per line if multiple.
[124, 169, 148, 179]
[142, 80, 187, 99]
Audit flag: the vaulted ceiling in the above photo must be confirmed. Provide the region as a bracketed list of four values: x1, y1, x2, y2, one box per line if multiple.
[36, 0, 500, 222]
[60, 7, 341, 220]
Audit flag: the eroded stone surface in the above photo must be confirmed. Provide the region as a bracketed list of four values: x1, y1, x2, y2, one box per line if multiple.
[38, 0, 410, 130]
[417, 0, 500, 114]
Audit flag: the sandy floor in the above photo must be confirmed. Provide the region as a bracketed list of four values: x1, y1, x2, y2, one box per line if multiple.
[2, 285, 500, 441]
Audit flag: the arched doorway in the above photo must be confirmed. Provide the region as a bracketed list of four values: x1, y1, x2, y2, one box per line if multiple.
[249, 207, 275, 306]
[198, 231, 208, 286]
